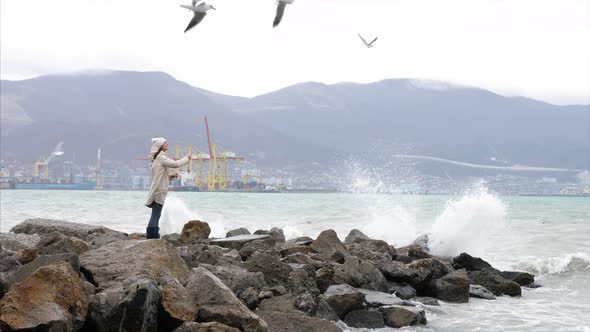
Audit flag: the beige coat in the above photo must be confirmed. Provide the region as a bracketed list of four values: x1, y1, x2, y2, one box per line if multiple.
[145, 152, 189, 206]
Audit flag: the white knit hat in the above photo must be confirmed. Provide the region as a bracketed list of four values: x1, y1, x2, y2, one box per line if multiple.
[150, 137, 166, 158]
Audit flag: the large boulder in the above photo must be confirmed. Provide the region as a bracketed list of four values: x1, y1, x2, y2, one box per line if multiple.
[0, 262, 88, 331]
[227, 227, 251, 237]
[310, 230, 349, 262]
[244, 251, 292, 287]
[282, 236, 314, 250]
[346, 241, 394, 261]
[432, 269, 470, 303]
[254, 228, 286, 244]
[343, 310, 385, 329]
[0, 251, 19, 273]
[396, 244, 431, 261]
[406, 258, 449, 294]
[0, 233, 40, 251]
[452, 253, 493, 271]
[175, 321, 241, 332]
[321, 284, 365, 318]
[200, 264, 266, 294]
[380, 305, 427, 328]
[469, 284, 496, 300]
[14, 248, 37, 265]
[211, 235, 271, 251]
[180, 220, 211, 244]
[316, 264, 339, 293]
[79, 239, 190, 290]
[257, 295, 342, 332]
[334, 256, 389, 292]
[375, 259, 417, 283]
[11, 218, 126, 242]
[501, 271, 535, 286]
[388, 282, 417, 300]
[357, 288, 403, 308]
[4, 253, 80, 290]
[35, 231, 93, 255]
[187, 267, 268, 332]
[344, 229, 370, 244]
[178, 244, 239, 268]
[469, 268, 521, 297]
[84, 276, 162, 332]
[159, 274, 198, 330]
[240, 237, 278, 260]
[288, 268, 320, 298]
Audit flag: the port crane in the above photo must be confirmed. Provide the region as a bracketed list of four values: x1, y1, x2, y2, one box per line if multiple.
[33, 142, 64, 178]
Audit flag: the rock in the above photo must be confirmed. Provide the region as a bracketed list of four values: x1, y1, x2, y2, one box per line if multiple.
[88, 231, 128, 247]
[388, 282, 417, 300]
[0, 233, 40, 251]
[14, 248, 36, 265]
[5, 253, 80, 289]
[501, 271, 535, 286]
[412, 234, 430, 251]
[469, 268, 521, 297]
[313, 298, 340, 322]
[380, 305, 427, 328]
[180, 220, 212, 244]
[79, 239, 190, 290]
[269, 227, 286, 244]
[0, 252, 19, 273]
[432, 269, 470, 303]
[179, 244, 239, 268]
[83, 281, 96, 296]
[413, 297, 440, 306]
[288, 268, 320, 297]
[321, 284, 365, 318]
[11, 218, 125, 242]
[245, 251, 292, 287]
[129, 233, 145, 240]
[201, 264, 266, 294]
[35, 231, 93, 255]
[0, 262, 88, 331]
[310, 230, 348, 262]
[187, 267, 268, 332]
[239, 287, 260, 310]
[283, 253, 326, 269]
[257, 295, 342, 332]
[84, 276, 162, 332]
[294, 292, 316, 314]
[357, 288, 403, 308]
[240, 237, 278, 260]
[227, 227, 251, 237]
[159, 274, 197, 330]
[344, 229, 371, 244]
[334, 256, 389, 292]
[280, 246, 316, 257]
[162, 233, 184, 246]
[258, 290, 273, 301]
[394, 254, 413, 264]
[452, 252, 493, 271]
[175, 321, 241, 332]
[211, 234, 271, 251]
[344, 310, 385, 328]
[396, 244, 431, 260]
[282, 236, 314, 249]
[316, 264, 338, 293]
[376, 259, 417, 283]
[270, 285, 288, 296]
[406, 258, 449, 294]
[469, 284, 496, 300]
[347, 241, 392, 261]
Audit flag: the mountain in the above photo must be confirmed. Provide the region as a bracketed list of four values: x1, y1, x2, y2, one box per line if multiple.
[1, 71, 589, 171]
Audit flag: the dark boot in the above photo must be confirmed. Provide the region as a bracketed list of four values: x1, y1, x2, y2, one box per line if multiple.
[146, 227, 157, 239]
[154, 227, 160, 239]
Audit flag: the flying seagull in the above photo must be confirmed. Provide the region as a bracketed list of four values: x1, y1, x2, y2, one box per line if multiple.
[180, 1, 216, 33]
[358, 34, 378, 48]
[273, 0, 295, 28]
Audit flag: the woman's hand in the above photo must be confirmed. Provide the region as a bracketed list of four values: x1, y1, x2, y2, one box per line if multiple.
[169, 173, 179, 179]
[187, 152, 192, 160]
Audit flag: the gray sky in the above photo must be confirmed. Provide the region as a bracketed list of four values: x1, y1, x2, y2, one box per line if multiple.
[1, 0, 589, 105]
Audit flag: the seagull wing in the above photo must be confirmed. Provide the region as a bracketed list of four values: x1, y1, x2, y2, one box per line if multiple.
[358, 34, 369, 46]
[273, 2, 287, 28]
[368, 37, 378, 46]
[184, 12, 207, 33]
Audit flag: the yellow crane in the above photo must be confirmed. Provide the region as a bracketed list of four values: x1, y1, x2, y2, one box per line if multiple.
[33, 142, 64, 178]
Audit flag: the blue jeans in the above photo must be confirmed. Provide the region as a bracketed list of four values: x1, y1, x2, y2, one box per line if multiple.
[147, 202, 163, 228]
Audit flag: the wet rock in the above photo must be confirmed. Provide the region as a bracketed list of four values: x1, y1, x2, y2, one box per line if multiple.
[257, 295, 342, 332]
[413, 296, 440, 306]
[227, 227, 251, 237]
[388, 282, 417, 300]
[5, 253, 80, 289]
[85, 276, 162, 332]
[0, 233, 40, 251]
[432, 269, 470, 303]
[211, 234, 271, 251]
[469, 284, 496, 300]
[321, 284, 365, 318]
[283, 253, 326, 269]
[380, 305, 427, 328]
[376, 259, 417, 283]
[406, 258, 449, 294]
[344, 229, 371, 244]
[396, 244, 431, 261]
[239, 287, 260, 310]
[313, 298, 340, 322]
[347, 241, 392, 261]
[394, 254, 413, 264]
[344, 310, 385, 329]
[201, 264, 265, 294]
[245, 251, 292, 287]
[357, 288, 403, 308]
[79, 239, 190, 290]
[240, 237, 278, 260]
[310, 230, 349, 262]
[11, 218, 126, 242]
[469, 268, 521, 297]
[501, 271, 535, 286]
[255, 228, 286, 244]
[180, 220, 212, 244]
[280, 246, 316, 257]
[452, 252, 493, 271]
[14, 248, 36, 265]
[175, 321, 241, 332]
[0, 262, 88, 331]
[187, 267, 268, 332]
[334, 256, 389, 292]
[412, 234, 430, 251]
[0, 252, 19, 273]
[35, 231, 93, 255]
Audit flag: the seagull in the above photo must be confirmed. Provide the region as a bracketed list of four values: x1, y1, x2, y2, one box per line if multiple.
[180, 1, 216, 33]
[273, 0, 295, 28]
[358, 34, 378, 48]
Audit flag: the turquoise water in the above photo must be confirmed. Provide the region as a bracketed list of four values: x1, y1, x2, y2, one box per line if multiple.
[1, 190, 589, 331]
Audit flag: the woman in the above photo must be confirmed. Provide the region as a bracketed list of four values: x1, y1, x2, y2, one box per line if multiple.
[145, 137, 191, 239]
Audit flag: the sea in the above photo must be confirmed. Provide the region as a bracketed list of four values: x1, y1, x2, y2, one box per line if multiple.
[1, 188, 589, 332]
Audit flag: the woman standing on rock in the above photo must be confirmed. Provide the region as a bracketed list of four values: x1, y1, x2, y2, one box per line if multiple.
[145, 137, 191, 239]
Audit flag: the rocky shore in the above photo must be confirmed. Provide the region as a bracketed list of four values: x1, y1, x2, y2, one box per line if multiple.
[0, 218, 537, 331]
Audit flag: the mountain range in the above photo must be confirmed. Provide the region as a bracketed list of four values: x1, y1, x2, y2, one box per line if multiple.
[1, 71, 589, 172]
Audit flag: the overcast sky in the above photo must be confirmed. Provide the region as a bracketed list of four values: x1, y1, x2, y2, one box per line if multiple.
[1, 0, 589, 105]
